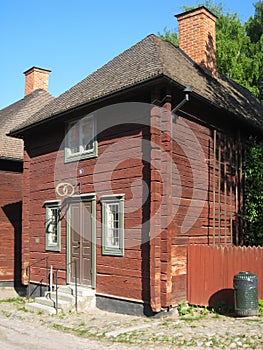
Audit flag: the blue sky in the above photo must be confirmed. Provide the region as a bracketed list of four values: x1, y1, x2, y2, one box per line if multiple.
[0, 0, 257, 109]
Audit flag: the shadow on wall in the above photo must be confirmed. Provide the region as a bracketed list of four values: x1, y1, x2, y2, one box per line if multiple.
[2, 201, 25, 294]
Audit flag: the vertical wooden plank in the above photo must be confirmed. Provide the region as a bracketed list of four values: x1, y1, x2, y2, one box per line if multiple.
[188, 244, 263, 307]
[187, 244, 194, 304]
[213, 130, 216, 245]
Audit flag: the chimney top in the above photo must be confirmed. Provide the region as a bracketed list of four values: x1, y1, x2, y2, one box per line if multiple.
[24, 66, 51, 96]
[175, 6, 217, 77]
[175, 6, 217, 21]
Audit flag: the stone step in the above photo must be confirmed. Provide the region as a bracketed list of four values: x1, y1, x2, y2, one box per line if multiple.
[26, 285, 96, 314]
[46, 291, 75, 303]
[25, 302, 57, 315]
[57, 285, 95, 298]
[34, 296, 73, 312]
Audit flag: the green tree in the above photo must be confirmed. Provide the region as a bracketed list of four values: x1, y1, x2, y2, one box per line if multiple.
[246, 1, 263, 101]
[243, 137, 263, 246]
[246, 1, 263, 43]
[159, 28, 178, 46]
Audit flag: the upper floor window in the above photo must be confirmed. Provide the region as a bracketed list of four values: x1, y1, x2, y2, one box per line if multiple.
[65, 115, 97, 162]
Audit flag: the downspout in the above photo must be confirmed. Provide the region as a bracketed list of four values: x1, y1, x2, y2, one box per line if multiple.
[171, 86, 193, 114]
[170, 85, 193, 224]
[167, 86, 192, 310]
[170, 86, 193, 187]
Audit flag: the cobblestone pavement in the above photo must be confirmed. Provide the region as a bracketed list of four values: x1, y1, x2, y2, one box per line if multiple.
[0, 288, 262, 349]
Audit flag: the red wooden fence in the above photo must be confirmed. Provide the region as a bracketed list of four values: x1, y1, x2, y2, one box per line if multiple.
[187, 244, 263, 307]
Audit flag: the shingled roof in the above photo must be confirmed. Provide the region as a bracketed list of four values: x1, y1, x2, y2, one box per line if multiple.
[12, 34, 263, 133]
[0, 89, 54, 160]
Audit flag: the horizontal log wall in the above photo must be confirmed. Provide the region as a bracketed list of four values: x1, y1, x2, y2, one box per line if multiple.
[24, 120, 149, 302]
[0, 169, 22, 282]
[169, 114, 239, 306]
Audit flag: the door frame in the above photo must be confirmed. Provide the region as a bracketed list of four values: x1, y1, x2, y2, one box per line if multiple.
[66, 193, 96, 289]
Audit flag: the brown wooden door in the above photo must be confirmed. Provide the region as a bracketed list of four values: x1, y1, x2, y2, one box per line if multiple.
[70, 201, 92, 285]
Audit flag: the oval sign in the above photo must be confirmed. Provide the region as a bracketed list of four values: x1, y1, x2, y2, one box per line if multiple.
[55, 182, 75, 197]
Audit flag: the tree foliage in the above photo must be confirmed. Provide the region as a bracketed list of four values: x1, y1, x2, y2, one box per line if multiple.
[159, 28, 178, 46]
[246, 1, 263, 101]
[243, 137, 263, 246]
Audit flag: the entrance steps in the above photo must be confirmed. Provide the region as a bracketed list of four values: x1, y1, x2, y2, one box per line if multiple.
[25, 285, 96, 315]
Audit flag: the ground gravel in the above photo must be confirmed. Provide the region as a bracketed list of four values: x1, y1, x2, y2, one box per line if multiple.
[0, 288, 262, 349]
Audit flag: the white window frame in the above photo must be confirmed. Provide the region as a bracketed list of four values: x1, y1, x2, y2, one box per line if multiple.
[45, 200, 61, 252]
[65, 115, 97, 163]
[100, 195, 124, 256]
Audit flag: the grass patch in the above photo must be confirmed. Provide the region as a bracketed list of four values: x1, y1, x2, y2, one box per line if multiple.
[52, 323, 71, 332]
[0, 297, 24, 304]
[258, 299, 263, 316]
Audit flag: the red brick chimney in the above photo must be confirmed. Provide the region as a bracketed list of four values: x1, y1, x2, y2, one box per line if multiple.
[176, 6, 217, 77]
[24, 67, 51, 96]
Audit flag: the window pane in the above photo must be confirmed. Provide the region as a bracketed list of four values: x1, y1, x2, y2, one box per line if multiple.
[106, 203, 119, 248]
[68, 122, 80, 155]
[101, 196, 124, 256]
[47, 208, 58, 245]
[65, 116, 97, 162]
[81, 117, 94, 152]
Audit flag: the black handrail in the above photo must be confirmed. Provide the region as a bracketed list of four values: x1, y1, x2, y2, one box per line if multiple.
[26, 256, 49, 299]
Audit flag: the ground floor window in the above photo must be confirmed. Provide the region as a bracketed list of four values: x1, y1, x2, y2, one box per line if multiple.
[45, 200, 61, 251]
[100, 195, 124, 256]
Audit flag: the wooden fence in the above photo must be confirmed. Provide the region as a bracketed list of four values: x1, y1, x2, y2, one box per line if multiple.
[187, 244, 263, 307]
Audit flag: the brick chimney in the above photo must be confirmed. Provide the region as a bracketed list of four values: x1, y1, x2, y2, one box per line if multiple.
[176, 6, 217, 77]
[24, 67, 51, 96]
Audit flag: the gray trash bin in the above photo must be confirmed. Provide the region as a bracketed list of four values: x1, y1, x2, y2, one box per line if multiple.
[234, 272, 258, 317]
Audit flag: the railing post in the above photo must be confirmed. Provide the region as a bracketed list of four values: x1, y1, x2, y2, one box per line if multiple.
[50, 265, 53, 292]
[27, 266, 30, 299]
[25, 257, 50, 299]
[55, 269, 58, 315]
[46, 257, 49, 291]
[75, 261, 78, 312]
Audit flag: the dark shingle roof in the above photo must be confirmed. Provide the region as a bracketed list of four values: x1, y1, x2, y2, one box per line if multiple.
[0, 89, 54, 160]
[12, 34, 263, 133]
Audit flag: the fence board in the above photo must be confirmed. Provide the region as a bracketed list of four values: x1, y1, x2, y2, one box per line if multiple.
[188, 244, 263, 306]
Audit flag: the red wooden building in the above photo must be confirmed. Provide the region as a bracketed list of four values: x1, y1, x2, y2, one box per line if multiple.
[0, 68, 53, 288]
[10, 7, 263, 314]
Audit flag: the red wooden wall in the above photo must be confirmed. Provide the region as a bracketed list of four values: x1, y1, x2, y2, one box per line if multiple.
[0, 169, 22, 283]
[188, 244, 263, 306]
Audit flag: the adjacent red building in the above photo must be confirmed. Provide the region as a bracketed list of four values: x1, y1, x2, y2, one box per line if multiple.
[0, 68, 53, 287]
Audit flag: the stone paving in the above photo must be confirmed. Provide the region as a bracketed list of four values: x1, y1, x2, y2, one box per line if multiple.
[0, 287, 263, 349]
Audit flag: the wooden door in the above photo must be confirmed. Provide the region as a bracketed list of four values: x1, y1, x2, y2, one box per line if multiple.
[70, 201, 92, 285]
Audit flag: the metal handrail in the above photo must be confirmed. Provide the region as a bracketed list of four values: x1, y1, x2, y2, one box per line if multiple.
[26, 256, 49, 299]
[53, 260, 78, 314]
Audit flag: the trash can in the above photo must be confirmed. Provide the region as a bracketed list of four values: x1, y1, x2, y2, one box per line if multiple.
[234, 272, 258, 317]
